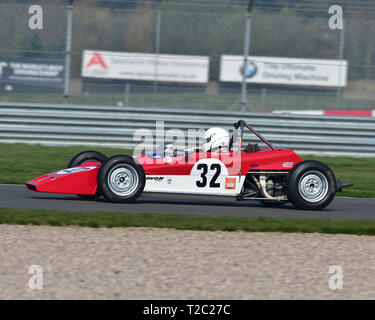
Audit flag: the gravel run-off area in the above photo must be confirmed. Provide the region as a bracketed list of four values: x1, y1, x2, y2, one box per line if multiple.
[0, 224, 374, 299]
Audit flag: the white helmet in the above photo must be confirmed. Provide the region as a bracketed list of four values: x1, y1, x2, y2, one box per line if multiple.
[202, 127, 229, 152]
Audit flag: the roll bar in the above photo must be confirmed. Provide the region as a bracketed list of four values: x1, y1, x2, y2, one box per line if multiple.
[233, 120, 276, 151]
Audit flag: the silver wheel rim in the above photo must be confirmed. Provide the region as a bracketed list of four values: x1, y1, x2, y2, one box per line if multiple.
[298, 170, 329, 203]
[107, 164, 139, 197]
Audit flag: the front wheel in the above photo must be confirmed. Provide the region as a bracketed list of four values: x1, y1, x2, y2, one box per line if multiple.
[97, 155, 145, 203]
[287, 160, 336, 211]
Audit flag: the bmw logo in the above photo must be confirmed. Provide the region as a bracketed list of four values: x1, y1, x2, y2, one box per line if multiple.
[240, 61, 258, 78]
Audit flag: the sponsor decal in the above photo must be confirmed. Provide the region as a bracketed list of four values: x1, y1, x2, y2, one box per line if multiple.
[86, 51, 108, 69]
[225, 177, 236, 190]
[57, 166, 97, 175]
[167, 178, 172, 185]
[0, 58, 64, 93]
[282, 161, 294, 168]
[82, 50, 210, 83]
[240, 61, 258, 78]
[220, 55, 347, 87]
[146, 176, 164, 182]
[250, 163, 259, 168]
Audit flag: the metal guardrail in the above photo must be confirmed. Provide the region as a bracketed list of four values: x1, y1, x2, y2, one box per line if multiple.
[1, 102, 375, 157]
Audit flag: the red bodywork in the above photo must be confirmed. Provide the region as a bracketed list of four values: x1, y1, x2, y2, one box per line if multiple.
[26, 148, 303, 195]
[138, 148, 302, 175]
[26, 161, 101, 195]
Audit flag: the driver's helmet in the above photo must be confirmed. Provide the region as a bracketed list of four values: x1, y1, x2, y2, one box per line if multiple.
[202, 127, 229, 152]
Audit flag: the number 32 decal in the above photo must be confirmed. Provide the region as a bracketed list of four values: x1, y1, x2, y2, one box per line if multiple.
[196, 163, 221, 188]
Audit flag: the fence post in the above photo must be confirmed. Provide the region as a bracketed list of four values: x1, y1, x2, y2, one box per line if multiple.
[336, 19, 345, 109]
[153, 10, 162, 95]
[241, 1, 255, 112]
[261, 87, 267, 111]
[124, 83, 130, 107]
[64, 0, 73, 103]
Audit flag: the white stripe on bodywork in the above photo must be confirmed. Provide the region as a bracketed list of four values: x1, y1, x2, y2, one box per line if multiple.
[144, 175, 246, 196]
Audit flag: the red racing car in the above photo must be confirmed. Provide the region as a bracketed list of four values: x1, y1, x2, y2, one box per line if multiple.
[26, 120, 352, 210]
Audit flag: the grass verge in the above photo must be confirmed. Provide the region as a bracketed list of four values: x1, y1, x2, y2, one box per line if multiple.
[1, 143, 374, 198]
[0, 143, 132, 185]
[1, 207, 375, 236]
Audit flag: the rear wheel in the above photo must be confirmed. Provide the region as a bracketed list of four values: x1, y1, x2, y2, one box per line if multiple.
[287, 160, 336, 210]
[68, 150, 107, 200]
[97, 155, 145, 203]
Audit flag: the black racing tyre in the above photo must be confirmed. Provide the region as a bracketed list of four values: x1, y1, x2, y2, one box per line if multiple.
[260, 200, 288, 207]
[68, 150, 107, 200]
[97, 155, 145, 203]
[286, 160, 336, 211]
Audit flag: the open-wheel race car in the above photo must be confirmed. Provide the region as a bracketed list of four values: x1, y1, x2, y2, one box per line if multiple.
[26, 120, 353, 210]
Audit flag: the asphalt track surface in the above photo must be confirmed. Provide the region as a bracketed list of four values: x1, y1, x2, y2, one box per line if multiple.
[0, 184, 374, 220]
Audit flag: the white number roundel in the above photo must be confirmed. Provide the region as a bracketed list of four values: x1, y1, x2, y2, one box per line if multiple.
[190, 159, 228, 176]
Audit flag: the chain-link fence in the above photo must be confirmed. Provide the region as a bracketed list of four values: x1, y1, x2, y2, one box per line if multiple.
[1, 0, 375, 111]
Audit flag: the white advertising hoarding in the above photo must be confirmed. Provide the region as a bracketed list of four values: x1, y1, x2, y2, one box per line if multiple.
[220, 55, 347, 87]
[82, 50, 209, 84]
